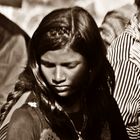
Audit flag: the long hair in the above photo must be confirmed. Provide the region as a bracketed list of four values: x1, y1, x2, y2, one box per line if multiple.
[0, 6, 115, 139]
[27, 6, 110, 96]
[135, 0, 140, 9]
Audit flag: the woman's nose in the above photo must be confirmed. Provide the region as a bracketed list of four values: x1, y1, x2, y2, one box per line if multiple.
[52, 66, 66, 84]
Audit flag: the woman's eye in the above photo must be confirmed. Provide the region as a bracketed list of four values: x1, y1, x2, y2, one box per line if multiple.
[41, 61, 55, 68]
[45, 63, 55, 68]
[63, 63, 78, 68]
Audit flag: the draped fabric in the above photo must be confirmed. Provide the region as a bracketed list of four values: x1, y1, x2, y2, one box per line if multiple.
[107, 15, 140, 139]
[0, 13, 30, 108]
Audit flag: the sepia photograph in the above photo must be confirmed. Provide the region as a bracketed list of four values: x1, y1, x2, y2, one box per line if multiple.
[0, 0, 139, 139]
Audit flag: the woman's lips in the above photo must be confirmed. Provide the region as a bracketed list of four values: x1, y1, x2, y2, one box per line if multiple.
[53, 86, 69, 92]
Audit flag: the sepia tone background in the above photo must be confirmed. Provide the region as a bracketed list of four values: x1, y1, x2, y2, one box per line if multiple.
[0, 0, 133, 36]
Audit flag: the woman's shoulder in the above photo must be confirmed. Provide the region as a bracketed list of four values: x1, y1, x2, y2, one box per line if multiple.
[10, 101, 49, 127]
[5, 103, 49, 140]
[9, 103, 42, 129]
[7, 103, 61, 140]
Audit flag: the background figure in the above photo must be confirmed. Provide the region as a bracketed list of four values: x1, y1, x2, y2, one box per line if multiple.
[107, 0, 140, 139]
[0, 6, 129, 140]
[0, 13, 30, 109]
[100, 1, 137, 48]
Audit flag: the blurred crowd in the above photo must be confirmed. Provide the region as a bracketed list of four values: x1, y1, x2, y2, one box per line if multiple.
[0, 0, 132, 36]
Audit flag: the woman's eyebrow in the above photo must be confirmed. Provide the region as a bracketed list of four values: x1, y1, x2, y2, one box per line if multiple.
[41, 60, 81, 67]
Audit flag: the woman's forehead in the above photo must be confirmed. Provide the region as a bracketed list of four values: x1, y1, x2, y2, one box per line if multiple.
[41, 48, 84, 63]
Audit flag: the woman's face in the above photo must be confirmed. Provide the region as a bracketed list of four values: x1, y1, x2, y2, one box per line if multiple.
[40, 47, 89, 97]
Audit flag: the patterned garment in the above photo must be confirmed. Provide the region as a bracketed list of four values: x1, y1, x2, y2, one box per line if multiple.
[107, 14, 140, 139]
[0, 123, 8, 140]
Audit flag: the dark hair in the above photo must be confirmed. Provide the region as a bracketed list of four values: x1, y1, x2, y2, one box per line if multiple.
[0, 6, 115, 139]
[27, 6, 108, 92]
[135, 0, 140, 9]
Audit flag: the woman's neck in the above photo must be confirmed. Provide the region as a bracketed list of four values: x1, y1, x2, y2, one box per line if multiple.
[62, 98, 81, 113]
[56, 91, 85, 114]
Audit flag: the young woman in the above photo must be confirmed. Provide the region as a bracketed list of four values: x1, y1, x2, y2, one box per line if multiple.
[0, 6, 129, 140]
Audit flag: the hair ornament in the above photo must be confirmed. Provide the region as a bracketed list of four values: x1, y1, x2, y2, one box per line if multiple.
[47, 27, 70, 39]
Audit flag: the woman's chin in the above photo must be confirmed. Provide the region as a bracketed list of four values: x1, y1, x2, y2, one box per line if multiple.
[57, 91, 70, 97]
